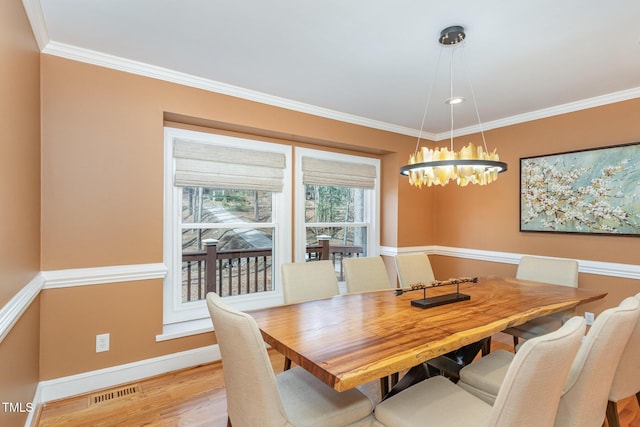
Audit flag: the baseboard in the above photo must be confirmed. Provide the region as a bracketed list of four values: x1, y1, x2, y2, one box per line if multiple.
[36, 344, 221, 404]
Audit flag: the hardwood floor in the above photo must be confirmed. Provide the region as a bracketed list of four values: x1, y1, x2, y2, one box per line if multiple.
[36, 333, 640, 426]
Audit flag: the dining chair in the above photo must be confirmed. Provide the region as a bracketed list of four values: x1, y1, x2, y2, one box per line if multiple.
[373, 316, 586, 427]
[343, 255, 397, 398]
[281, 260, 339, 304]
[395, 251, 489, 374]
[457, 296, 640, 427]
[606, 292, 640, 427]
[281, 260, 340, 370]
[343, 256, 392, 293]
[503, 255, 579, 351]
[206, 292, 375, 427]
[393, 252, 435, 288]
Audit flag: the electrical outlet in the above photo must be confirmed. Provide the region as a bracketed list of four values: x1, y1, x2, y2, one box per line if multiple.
[584, 312, 595, 326]
[96, 333, 110, 352]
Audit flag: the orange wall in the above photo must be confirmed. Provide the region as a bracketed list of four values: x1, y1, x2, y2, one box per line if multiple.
[0, 0, 41, 306]
[39, 281, 216, 377]
[430, 99, 640, 314]
[0, 0, 41, 425]
[23, 22, 640, 385]
[5, 6, 640, 391]
[40, 56, 418, 271]
[433, 100, 640, 264]
[39, 55, 423, 379]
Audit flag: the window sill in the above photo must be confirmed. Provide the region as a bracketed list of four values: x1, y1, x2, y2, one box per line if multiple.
[156, 317, 213, 342]
[157, 293, 284, 342]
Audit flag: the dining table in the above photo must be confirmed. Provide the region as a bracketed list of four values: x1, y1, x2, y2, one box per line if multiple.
[248, 275, 607, 395]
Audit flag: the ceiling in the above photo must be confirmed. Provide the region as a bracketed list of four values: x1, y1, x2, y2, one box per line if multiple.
[26, 0, 640, 139]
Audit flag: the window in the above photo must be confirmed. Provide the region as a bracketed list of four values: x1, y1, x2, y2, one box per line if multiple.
[181, 188, 274, 299]
[295, 148, 380, 282]
[163, 130, 379, 333]
[164, 128, 291, 327]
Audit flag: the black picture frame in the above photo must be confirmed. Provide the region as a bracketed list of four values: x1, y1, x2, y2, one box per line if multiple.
[520, 142, 640, 236]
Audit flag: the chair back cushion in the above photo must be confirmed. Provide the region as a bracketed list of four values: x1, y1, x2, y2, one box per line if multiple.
[394, 253, 435, 288]
[488, 316, 586, 427]
[555, 296, 640, 427]
[343, 256, 391, 293]
[609, 292, 640, 401]
[516, 256, 578, 287]
[206, 293, 290, 426]
[281, 260, 339, 304]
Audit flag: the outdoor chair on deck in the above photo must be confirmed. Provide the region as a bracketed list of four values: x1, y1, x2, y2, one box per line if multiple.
[280, 260, 340, 370]
[457, 296, 640, 427]
[373, 316, 586, 427]
[206, 293, 374, 427]
[503, 255, 579, 351]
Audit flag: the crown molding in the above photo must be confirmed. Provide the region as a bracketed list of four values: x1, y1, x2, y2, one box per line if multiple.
[43, 38, 640, 141]
[22, 0, 49, 51]
[41, 40, 426, 139]
[23, 1, 640, 140]
[434, 87, 640, 141]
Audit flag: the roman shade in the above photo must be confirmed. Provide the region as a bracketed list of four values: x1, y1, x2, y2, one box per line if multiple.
[174, 139, 286, 192]
[301, 156, 376, 189]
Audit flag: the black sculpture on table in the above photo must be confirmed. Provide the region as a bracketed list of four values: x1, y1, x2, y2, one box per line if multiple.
[395, 276, 478, 309]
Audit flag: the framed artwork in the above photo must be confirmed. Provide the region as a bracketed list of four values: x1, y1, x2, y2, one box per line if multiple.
[520, 142, 640, 236]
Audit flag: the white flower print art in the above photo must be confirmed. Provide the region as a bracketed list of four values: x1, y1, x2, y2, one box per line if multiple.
[520, 143, 640, 235]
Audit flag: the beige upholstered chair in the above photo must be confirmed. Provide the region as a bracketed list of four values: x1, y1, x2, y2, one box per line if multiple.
[206, 293, 374, 427]
[281, 260, 339, 304]
[343, 256, 392, 293]
[555, 296, 639, 427]
[343, 256, 396, 397]
[395, 252, 489, 374]
[606, 292, 640, 427]
[394, 252, 435, 288]
[281, 260, 340, 370]
[504, 256, 579, 350]
[374, 316, 586, 427]
[457, 297, 640, 427]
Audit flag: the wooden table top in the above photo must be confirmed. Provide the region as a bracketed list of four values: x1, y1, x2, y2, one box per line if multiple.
[248, 276, 606, 392]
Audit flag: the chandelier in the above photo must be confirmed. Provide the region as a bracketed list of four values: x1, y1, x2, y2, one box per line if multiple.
[400, 26, 507, 188]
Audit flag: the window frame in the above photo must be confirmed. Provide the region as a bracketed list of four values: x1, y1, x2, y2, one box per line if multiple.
[294, 147, 380, 263]
[163, 128, 292, 328]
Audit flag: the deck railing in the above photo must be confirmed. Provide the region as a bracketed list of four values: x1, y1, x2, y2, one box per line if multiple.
[181, 239, 363, 302]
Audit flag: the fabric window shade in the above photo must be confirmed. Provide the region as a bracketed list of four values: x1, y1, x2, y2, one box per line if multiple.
[174, 139, 286, 192]
[301, 157, 376, 189]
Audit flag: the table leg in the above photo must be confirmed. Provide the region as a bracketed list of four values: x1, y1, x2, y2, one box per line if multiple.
[382, 337, 489, 400]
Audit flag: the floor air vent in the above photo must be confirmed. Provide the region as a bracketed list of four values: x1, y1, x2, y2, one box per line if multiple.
[89, 384, 141, 406]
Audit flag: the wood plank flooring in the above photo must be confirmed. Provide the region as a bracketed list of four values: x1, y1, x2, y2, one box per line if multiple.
[36, 333, 640, 426]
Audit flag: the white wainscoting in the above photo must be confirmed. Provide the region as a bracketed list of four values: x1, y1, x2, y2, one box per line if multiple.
[380, 245, 640, 279]
[41, 262, 168, 289]
[0, 273, 44, 343]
